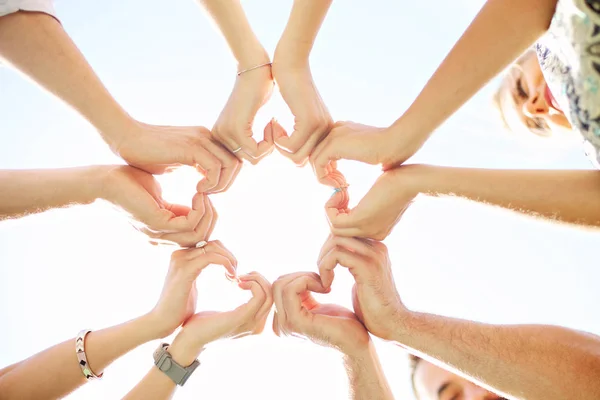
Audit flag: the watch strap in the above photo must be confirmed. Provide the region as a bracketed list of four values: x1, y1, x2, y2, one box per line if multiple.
[153, 343, 199, 386]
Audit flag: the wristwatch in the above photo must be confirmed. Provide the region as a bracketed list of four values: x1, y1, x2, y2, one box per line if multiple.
[153, 343, 200, 386]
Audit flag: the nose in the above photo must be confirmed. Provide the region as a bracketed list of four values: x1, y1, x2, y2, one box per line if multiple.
[523, 88, 549, 117]
[464, 384, 503, 400]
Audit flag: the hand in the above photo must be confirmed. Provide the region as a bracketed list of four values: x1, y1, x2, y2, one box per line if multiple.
[317, 236, 406, 341]
[324, 165, 423, 240]
[272, 272, 370, 356]
[309, 121, 424, 187]
[109, 122, 242, 194]
[168, 272, 273, 364]
[101, 165, 218, 247]
[271, 63, 333, 166]
[148, 241, 238, 339]
[211, 66, 275, 165]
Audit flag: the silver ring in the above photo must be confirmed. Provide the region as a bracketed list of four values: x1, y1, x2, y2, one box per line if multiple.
[195, 241, 207, 254]
[232, 147, 242, 154]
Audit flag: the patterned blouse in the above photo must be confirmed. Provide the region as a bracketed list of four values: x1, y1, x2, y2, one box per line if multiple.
[536, 0, 600, 168]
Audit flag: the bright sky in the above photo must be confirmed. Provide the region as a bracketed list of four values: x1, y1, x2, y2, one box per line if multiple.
[1, 1, 599, 399]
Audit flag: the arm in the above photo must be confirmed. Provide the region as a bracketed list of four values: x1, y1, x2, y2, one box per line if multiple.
[0, 11, 130, 147]
[393, 313, 600, 400]
[344, 343, 395, 400]
[0, 12, 240, 192]
[196, 0, 269, 70]
[195, 0, 273, 162]
[388, 0, 558, 146]
[0, 316, 159, 400]
[272, 272, 394, 400]
[318, 236, 600, 400]
[418, 165, 600, 227]
[123, 272, 272, 400]
[274, 0, 333, 67]
[269, 0, 334, 165]
[0, 243, 237, 400]
[0, 167, 99, 221]
[324, 165, 600, 240]
[0, 165, 217, 247]
[311, 0, 559, 183]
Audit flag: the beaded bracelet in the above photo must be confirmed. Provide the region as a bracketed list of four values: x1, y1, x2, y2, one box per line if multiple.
[75, 329, 103, 380]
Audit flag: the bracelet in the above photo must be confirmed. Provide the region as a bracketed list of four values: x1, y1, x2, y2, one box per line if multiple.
[75, 329, 103, 380]
[237, 62, 272, 76]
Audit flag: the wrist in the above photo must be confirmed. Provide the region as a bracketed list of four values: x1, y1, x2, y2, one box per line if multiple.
[169, 331, 204, 367]
[273, 42, 310, 72]
[234, 44, 270, 72]
[80, 165, 112, 204]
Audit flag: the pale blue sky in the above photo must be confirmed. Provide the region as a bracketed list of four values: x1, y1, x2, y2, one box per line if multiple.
[1, 1, 599, 399]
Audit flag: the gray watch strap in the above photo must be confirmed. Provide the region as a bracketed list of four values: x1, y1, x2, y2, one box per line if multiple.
[153, 343, 200, 386]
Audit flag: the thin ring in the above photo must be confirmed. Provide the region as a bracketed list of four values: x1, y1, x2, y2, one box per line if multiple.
[232, 147, 242, 154]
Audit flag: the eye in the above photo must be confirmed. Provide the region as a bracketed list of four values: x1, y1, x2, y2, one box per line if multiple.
[516, 78, 528, 99]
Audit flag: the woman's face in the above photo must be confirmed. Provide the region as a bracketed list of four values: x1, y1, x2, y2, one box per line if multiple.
[413, 361, 506, 400]
[497, 51, 572, 136]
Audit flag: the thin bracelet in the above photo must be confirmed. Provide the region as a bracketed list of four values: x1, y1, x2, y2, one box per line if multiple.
[75, 329, 103, 380]
[237, 62, 272, 76]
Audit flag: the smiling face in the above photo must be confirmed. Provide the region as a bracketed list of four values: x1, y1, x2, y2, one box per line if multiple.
[494, 50, 572, 136]
[412, 359, 507, 400]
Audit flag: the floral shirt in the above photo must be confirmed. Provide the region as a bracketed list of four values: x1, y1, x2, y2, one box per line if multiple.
[536, 0, 600, 168]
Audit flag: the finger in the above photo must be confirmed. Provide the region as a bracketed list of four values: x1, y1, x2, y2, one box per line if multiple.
[272, 272, 321, 332]
[193, 147, 222, 193]
[287, 125, 330, 167]
[273, 122, 310, 155]
[139, 192, 206, 237]
[234, 279, 267, 321]
[237, 134, 274, 164]
[318, 247, 372, 285]
[309, 140, 339, 187]
[203, 196, 218, 240]
[183, 252, 237, 279]
[158, 195, 215, 247]
[282, 274, 329, 328]
[202, 140, 242, 193]
[203, 239, 238, 270]
[239, 272, 273, 319]
[351, 284, 365, 324]
[317, 236, 378, 265]
[272, 311, 282, 336]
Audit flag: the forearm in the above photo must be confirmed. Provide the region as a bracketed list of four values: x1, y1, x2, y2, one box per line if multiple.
[392, 312, 600, 400]
[0, 166, 105, 221]
[123, 330, 203, 400]
[0, 12, 133, 146]
[344, 342, 394, 400]
[196, 0, 268, 68]
[122, 368, 177, 400]
[389, 0, 557, 141]
[275, 0, 333, 66]
[414, 165, 600, 227]
[0, 314, 160, 400]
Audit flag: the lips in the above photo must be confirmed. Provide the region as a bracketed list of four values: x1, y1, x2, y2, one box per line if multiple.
[544, 85, 563, 114]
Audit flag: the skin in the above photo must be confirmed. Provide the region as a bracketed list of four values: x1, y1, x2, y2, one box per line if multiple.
[310, 0, 558, 185]
[196, 0, 275, 164]
[325, 164, 600, 241]
[0, 11, 240, 193]
[270, 0, 334, 166]
[0, 242, 238, 400]
[414, 360, 505, 400]
[496, 50, 571, 136]
[271, 272, 394, 400]
[317, 235, 600, 400]
[0, 165, 219, 247]
[123, 272, 272, 400]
